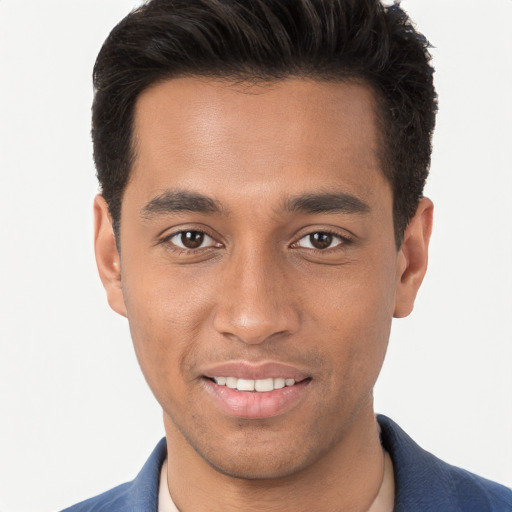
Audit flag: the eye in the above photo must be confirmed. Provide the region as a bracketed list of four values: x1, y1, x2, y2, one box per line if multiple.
[295, 232, 344, 250]
[168, 230, 218, 250]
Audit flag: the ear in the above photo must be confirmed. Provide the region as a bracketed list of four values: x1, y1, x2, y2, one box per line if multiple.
[93, 195, 127, 317]
[393, 197, 433, 318]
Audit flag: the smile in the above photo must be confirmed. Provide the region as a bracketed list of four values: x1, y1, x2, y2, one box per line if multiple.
[212, 376, 297, 392]
[203, 377, 311, 419]
[200, 361, 312, 418]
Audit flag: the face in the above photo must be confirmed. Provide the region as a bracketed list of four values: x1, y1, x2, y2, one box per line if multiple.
[95, 77, 429, 480]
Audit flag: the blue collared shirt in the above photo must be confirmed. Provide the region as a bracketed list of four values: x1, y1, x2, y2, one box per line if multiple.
[62, 415, 512, 511]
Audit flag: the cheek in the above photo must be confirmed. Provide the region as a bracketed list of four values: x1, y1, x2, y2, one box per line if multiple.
[119, 262, 215, 395]
[307, 253, 397, 333]
[121, 252, 216, 330]
[305, 255, 397, 385]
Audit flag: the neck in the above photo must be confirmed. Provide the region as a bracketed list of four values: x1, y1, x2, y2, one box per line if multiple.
[164, 403, 387, 512]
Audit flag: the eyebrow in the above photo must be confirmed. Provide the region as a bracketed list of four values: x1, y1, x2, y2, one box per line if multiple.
[284, 192, 370, 215]
[140, 190, 224, 219]
[140, 189, 370, 220]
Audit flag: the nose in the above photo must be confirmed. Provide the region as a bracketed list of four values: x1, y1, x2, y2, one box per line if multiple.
[212, 246, 301, 345]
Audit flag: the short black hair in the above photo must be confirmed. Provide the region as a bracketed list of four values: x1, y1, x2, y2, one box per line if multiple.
[92, 0, 437, 247]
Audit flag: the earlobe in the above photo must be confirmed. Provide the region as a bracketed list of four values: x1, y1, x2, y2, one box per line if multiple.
[93, 195, 127, 317]
[393, 197, 433, 318]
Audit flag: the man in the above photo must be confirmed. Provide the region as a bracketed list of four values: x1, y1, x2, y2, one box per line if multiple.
[62, 0, 512, 510]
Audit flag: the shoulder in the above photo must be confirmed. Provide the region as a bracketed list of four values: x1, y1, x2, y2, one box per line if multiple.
[60, 481, 134, 512]
[377, 415, 512, 512]
[60, 438, 167, 512]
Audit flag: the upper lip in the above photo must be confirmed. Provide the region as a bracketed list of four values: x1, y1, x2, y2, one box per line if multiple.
[201, 361, 310, 381]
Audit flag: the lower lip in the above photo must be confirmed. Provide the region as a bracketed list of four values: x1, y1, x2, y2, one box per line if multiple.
[202, 378, 311, 419]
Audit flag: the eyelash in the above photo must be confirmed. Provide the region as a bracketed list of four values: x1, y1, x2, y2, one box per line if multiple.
[159, 228, 352, 254]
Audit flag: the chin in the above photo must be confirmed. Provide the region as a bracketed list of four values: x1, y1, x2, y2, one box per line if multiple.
[196, 434, 327, 481]
[204, 453, 308, 481]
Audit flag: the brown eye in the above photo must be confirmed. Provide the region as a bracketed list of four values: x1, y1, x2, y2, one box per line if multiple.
[181, 231, 204, 248]
[310, 233, 332, 249]
[296, 232, 343, 250]
[170, 230, 216, 249]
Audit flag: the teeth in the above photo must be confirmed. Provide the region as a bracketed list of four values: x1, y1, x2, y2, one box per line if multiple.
[237, 378, 255, 391]
[212, 377, 297, 392]
[254, 378, 273, 392]
[226, 377, 238, 389]
[274, 377, 285, 389]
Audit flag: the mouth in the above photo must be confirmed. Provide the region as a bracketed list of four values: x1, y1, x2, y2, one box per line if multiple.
[200, 363, 312, 419]
[207, 376, 308, 392]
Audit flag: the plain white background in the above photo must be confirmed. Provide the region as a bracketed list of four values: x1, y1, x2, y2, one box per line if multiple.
[1, 1, 511, 511]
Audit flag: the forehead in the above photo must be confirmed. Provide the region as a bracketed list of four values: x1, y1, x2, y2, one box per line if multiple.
[129, 77, 389, 209]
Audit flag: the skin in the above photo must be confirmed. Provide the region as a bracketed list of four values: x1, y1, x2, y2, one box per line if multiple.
[94, 78, 432, 511]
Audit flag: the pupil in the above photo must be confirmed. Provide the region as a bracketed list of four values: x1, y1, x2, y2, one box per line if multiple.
[310, 232, 332, 249]
[181, 231, 204, 249]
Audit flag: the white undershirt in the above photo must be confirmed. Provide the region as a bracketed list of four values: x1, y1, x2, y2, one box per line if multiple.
[158, 459, 180, 512]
